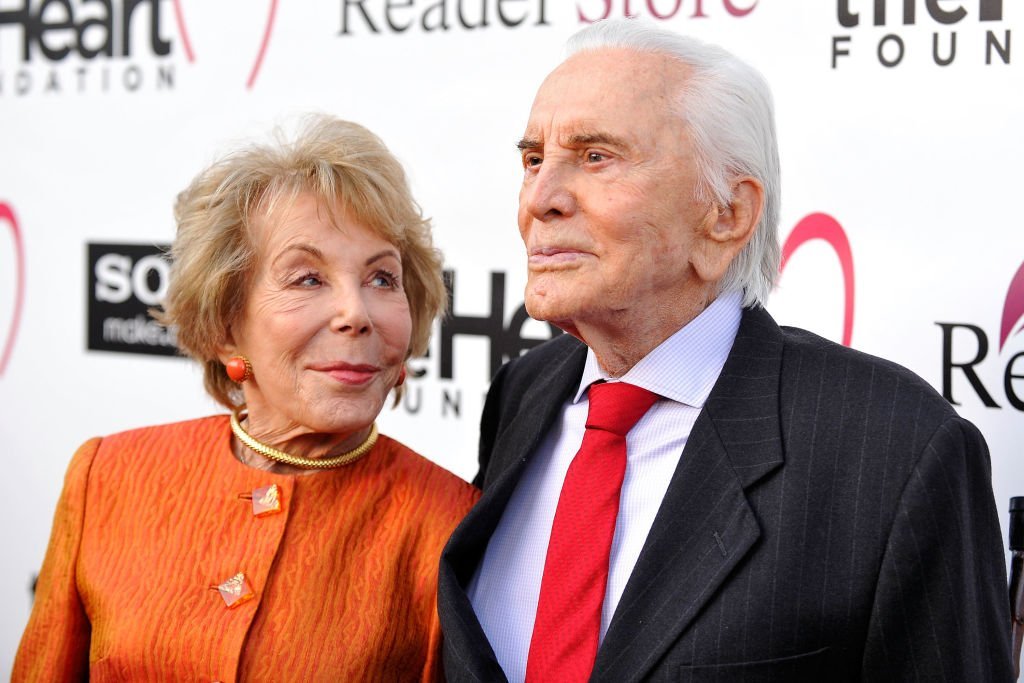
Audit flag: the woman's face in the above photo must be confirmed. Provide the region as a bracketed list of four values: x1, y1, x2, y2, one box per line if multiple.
[226, 192, 411, 442]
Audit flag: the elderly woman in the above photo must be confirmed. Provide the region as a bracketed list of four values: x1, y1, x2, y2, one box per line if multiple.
[14, 116, 478, 681]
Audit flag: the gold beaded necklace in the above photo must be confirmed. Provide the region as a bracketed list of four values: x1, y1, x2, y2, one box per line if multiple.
[230, 412, 378, 470]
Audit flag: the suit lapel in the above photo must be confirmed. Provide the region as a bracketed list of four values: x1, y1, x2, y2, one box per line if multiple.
[593, 307, 786, 682]
[448, 337, 587, 575]
[439, 338, 588, 680]
[481, 342, 588, 495]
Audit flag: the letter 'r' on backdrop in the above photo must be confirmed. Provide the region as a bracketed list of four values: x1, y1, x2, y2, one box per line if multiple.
[0, 1, 1020, 675]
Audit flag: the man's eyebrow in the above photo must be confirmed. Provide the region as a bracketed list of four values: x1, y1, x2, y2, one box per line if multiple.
[515, 132, 632, 152]
[516, 137, 541, 151]
[566, 132, 630, 149]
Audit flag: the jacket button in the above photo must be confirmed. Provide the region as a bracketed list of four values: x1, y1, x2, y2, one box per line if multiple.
[238, 484, 283, 517]
[210, 572, 256, 608]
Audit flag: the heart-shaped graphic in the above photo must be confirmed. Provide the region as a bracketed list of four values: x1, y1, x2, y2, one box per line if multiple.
[171, 0, 279, 89]
[999, 260, 1024, 352]
[0, 202, 25, 376]
[779, 213, 855, 347]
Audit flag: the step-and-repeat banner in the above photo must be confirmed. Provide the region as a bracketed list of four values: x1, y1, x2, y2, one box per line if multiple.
[1, 1, 1020, 672]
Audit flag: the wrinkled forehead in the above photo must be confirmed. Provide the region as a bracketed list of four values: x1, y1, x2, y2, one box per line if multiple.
[523, 48, 690, 145]
[248, 179, 397, 252]
[250, 184, 341, 236]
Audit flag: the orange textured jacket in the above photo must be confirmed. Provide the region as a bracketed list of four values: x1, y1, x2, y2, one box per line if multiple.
[14, 415, 479, 682]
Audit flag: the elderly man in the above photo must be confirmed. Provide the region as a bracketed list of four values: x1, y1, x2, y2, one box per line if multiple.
[438, 19, 1012, 682]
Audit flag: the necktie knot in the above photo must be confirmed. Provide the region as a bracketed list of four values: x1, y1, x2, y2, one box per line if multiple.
[585, 382, 660, 437]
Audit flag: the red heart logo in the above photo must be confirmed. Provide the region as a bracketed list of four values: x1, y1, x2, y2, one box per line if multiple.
[170, 0, 280, 89]
[999, 261, 1024, 352]
[0, 202, 25, 376]
[779, 213, 855, 347]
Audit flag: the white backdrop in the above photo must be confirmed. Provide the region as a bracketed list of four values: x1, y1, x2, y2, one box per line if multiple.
[1, 0, 1022, 675]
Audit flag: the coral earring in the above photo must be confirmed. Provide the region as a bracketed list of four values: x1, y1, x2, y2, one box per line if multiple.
[226, 356, 253, 383]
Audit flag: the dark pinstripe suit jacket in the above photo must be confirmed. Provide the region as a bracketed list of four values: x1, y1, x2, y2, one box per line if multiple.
[438, 306, 1014, 682]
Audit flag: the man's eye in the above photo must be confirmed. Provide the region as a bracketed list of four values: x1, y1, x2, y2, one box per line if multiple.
[587, 151, 607, 163]
[523, 154, 543, 167]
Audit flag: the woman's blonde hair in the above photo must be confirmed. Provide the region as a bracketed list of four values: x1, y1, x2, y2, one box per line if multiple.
[158, 115, 446, 408]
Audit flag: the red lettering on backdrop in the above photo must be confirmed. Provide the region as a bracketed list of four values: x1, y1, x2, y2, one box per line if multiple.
[780, 213, 855, 347]
[0, 203, 25, 376]
[649, 0, 683, 19]
[999, 261, 1024, 351]
[170, 0, 279, 89]
[722, 0, 757, 17]
[578, 0, 757, 22]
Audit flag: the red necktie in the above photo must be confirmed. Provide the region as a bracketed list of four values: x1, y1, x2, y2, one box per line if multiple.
[525, 381, 660, 682]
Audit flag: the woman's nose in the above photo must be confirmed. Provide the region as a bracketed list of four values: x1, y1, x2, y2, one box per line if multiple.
[330, 287, 372, 335]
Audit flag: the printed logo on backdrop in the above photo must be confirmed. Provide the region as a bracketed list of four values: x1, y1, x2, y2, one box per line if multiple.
[0, 1, 278, 97]
[337, 0, 755, 35]
[937, 260, 1024, 411]
[339, 0, 550, 34]
[831, 0, 1011, 68]
[0, 202, 25, 375]
[87, 242, 178, 355]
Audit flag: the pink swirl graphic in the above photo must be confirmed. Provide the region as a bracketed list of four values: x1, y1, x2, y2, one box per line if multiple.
[171, 0, 279, 89]
[780, 213, 855, 347]
[171, 0, 195, 63]
[0, 202, 25, 376]
[999, 261, 1024, 352]
[247, 0, 279, 90]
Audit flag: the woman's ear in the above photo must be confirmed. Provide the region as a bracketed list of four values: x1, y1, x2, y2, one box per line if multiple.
[691, 176, 764, 284]
[215, 327, 238, 365]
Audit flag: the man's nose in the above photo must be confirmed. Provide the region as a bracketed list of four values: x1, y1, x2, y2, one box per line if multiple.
[330, 286, 372, 336]
[521, 161, 577, 222]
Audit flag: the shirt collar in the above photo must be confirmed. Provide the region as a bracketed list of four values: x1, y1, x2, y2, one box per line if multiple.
[573, 290, 743, 408]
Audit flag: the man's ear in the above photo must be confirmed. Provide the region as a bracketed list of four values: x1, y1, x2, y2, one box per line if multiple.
[691, 176, 764, 284]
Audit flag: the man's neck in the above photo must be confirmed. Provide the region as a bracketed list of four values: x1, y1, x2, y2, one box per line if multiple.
[569, 293, 717, 377]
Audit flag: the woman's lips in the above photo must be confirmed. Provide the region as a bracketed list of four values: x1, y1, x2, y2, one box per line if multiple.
[311, 362, 380, 385]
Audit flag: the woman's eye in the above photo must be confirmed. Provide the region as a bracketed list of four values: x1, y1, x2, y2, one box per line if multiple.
[370, 271, 399, 289]
[295, 273, 322, 287]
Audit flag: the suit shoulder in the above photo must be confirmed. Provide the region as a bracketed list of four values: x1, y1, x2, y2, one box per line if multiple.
[778, 325, 956, 425]
[778, 325, 939, 388]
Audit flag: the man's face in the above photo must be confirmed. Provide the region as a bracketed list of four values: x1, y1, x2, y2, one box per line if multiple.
[517, 49, 718, 340]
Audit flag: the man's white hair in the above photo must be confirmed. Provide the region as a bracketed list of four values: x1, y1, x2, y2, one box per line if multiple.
[566, 19, 781, 307]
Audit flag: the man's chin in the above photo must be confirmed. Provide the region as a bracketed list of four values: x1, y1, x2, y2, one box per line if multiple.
[524, 296, 582, 339]
[524, 292, 561, 324]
